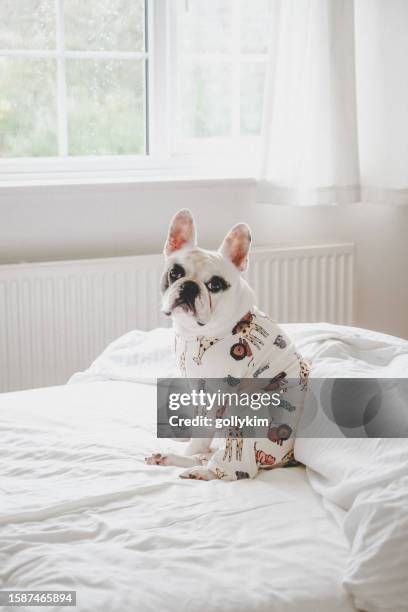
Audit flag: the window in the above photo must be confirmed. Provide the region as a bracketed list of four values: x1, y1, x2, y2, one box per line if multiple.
[0, 0, 147, 158]
[173, 0, 272, 149]
[0, 0, 272, 176]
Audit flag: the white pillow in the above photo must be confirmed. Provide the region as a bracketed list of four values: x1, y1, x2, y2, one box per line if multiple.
[68, 327, 176, 384]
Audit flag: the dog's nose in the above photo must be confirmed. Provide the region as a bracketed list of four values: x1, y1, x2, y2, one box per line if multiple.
[179, 281, 199, 300]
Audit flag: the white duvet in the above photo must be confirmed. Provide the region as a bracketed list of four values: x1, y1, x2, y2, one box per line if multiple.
[68, 322, 408, 385]
[1, 322, 408, 612]
[1, 382, 354, 612]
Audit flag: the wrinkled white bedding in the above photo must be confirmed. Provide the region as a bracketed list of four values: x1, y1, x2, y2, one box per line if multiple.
[1, 382, 354, 612]
[68, 322, 408, 385]
[2, 322, 408, 612]
[294, 437, 408, 612]
[343, 474, 408, 612]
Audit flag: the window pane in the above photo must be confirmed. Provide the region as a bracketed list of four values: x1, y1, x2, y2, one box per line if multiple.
[64, 0, 145, 52]
[240, 0, 272, 54]
[177, 0, 232, 54]
[0, 58, 57, 157]
[179, 61, 232, 138]
[240, 62, 266, 134]
[0, 0, 55, 50]
[66, 59, 145, 155]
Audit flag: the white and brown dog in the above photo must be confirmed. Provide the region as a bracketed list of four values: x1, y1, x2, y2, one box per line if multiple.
[145, 209, 309, 481]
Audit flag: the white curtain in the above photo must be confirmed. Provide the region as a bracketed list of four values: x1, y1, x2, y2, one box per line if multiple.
[257, 0, 408, 206]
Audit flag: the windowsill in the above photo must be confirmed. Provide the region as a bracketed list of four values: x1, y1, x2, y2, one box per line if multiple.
[0, 175, 257, 198]
[0, 155, 258, 191]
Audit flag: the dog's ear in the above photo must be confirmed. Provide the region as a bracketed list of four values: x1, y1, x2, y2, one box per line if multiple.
[219, 223, 251, 272]
[164, 209, 197, 257]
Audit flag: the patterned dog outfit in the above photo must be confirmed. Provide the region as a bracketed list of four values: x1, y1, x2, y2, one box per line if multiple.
[175, 308, 310, 480]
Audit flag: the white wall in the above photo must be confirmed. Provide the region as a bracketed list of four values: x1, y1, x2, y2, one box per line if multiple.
[1, 180, 408, 339]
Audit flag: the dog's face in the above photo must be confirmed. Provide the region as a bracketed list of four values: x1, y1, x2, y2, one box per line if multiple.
[161, 209, 254, 335]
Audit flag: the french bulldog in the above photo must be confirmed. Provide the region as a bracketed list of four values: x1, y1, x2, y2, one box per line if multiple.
[145, 209, 309, 481]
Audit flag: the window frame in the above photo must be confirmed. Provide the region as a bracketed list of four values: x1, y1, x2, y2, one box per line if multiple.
[0, 0, 261, 185]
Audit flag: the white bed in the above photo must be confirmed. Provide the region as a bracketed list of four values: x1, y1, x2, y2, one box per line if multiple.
[1, 323, 408, 612]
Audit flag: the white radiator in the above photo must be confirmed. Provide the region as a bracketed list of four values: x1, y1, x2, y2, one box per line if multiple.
[0, 244, 354, 393]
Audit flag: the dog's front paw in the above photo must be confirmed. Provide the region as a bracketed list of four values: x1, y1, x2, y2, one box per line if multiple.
[144, 453, 169, 466]
[179, 467, 216, 481]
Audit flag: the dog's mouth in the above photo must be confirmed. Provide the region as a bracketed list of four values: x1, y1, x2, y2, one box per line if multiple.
[163, 298, 206, 326]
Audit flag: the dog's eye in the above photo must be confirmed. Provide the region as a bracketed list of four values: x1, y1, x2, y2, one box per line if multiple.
[206, 276, 229, 293]
[169, 264, 185, 282]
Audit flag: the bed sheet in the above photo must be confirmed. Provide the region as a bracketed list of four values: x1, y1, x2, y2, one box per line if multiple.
[0, 381, 356, 612]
